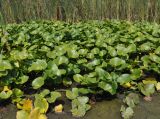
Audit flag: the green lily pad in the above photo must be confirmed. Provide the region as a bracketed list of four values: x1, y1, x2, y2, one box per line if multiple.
[34, 95, 49, 113]
[66, 88, 79, 100]
[117, 74, 132, 85]
[98, 81, 117, 95]
[0, 90, 12, 99]
[28, 59, 47, 72]
[109, 57, 125, 67]
[47, 91, 61, 103]
[73, 74, 83, 83]
[32, 77, 45, 89]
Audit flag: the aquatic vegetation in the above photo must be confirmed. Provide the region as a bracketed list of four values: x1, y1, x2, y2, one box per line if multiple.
[0, 20, 160, 118]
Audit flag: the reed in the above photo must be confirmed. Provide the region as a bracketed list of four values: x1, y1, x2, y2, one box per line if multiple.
[0, 0, 160, 24]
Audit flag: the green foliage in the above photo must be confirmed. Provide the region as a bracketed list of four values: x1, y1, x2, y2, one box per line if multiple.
[1, 20, 160, 118]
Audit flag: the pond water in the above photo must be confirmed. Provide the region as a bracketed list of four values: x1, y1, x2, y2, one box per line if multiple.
[0, 93, 160, 119]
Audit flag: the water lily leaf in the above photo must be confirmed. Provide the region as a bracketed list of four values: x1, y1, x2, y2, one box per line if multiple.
[0, 60, 12, 71]
[78, 49, 88, 56]
[117, 74, 132, 85]
[16, 110, 29, 119]
[0, 86, 12, 99]
[127, 44, 136, 53]
[29, 108, 47, 119]
[47, 91, 61, 103]
[32, 77, 45, 89]
[73, 74, 83, 83]
[86, 53, 94, 59]
[66, 88, 79, 100]
[87, 59, 100, 68]
[142, 77, 157, 85]
[55, 45, 67, 56]
[71, 106, 86, 117]
[108, 46, 117, 57]
[0, 90, 12, 99]
[46, 50, 57, 59]
[122, 82, 132, 88]
[120, 106, 134, 119]
[28, 60, 47, 72]
[91, 48, 100, 54]
[71, 96, 91, 117]
[109, 57, 125, 67]
[131, 69, 142, 80]
[138, 83, 155, 96]
[141, 55, 150, 68]
[116, 44, 127, 56]
[78, 88, 92, 94]
[40, 89, 50, 97]
[34, 95, 49, 113]
[77, 59, 87, 64]
[12, 88, 24, 98]
[140, 42, 153, 51]
[156, 82, 160, 91]
[95, 67, 112, 81]
[123, 93, 139, 108]
[77, 96, 89, 104]
[98, 81, 117, 95]
[10, 49, 28, 61]
[39, 46, 50, 52]
[83, 76, 97, 84]
[0, 71, 8, 77]
[155, 46, 160, 55]
[67, 49, 79, 58]
[149, 54, 160, 64]
[55, 56, 69, 65]
[16, 75, 29, 84]
[63, 78, 72, 86]
[45, 62, 62, 77]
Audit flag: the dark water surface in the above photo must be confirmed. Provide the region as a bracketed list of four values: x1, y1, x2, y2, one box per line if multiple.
[0, 93, 160, 119]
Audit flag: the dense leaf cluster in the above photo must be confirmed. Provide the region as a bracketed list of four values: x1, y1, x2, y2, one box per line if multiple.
[0, 20, 160, 117]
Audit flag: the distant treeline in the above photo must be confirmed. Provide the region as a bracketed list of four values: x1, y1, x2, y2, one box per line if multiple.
[0, 0, 159, 24]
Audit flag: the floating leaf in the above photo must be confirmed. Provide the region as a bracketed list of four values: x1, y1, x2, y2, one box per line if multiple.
[0, 86, 12, 99]
[16, 110, 29, 119]
[66, 88, 79, 100]
[47, 91, 61, 103]
[67, 49, 79, 58]
[10, 49, 28, 61]
[123, 93, 139, 108]
[71, 96, 91, 117]
[34, 95, 49, 113]
[138, 83, 155, 96]
[142, 77, 157, 85]
[127, 44, 136, 53]
[117, 74, 132, 85]
[29, 108, 47, 119]
[16, 75, 29, 84]
[109, 57, 125, 67]
[156, 82, 160, 91]
[55, 56, 69, 65]
[40, 89, 50, 97]
[73, 74, 83, 83]
[28, 60, 47, 72]
[32, 77, 45, 89]
[120, 106, 134, 119]
[98, 81, 117, 95]
[108, 46, 117, 57]
[0, 60, 12, 71]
